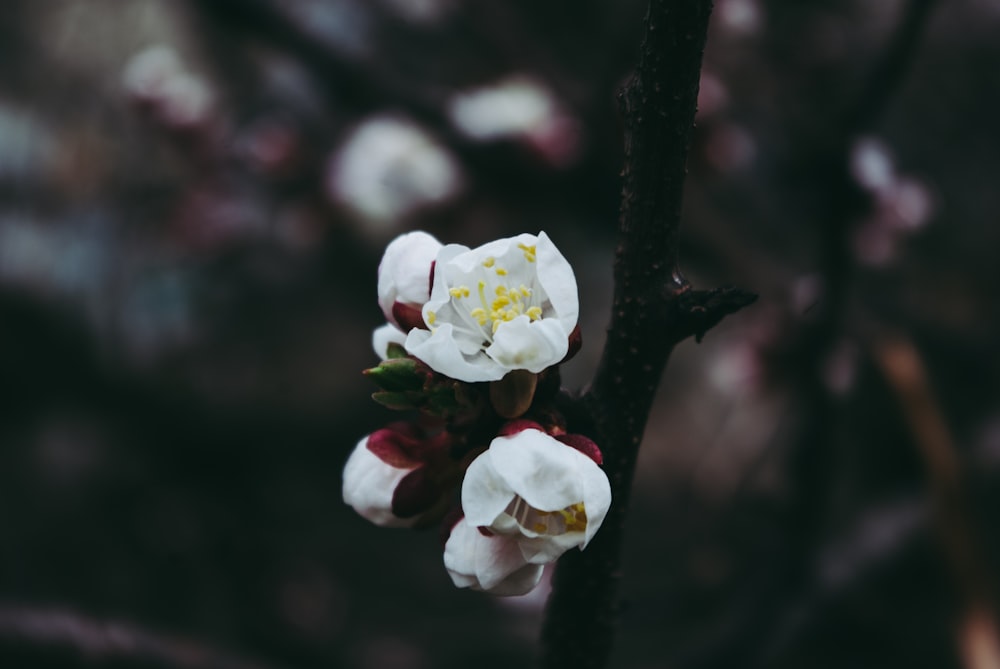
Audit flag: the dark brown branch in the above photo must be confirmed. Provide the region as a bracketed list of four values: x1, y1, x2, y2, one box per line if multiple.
[0, 605, 296, 669]
[540, 1, 755, 668]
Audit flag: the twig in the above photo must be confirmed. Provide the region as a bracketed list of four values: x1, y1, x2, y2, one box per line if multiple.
[539, 1, 756, 667]
[874, 335, 1000, 669]
[0, 605, 297, 669]
[842, 0, 938, 132]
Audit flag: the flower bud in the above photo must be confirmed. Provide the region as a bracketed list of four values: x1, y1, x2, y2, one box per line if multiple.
[364, 356, 430, 393]
[489, 370, 538, 418]
[342, 423, 453, 528]
[364, 356, 480, 419]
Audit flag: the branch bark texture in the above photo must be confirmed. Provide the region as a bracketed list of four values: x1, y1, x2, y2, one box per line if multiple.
[540, 1, 754, 667]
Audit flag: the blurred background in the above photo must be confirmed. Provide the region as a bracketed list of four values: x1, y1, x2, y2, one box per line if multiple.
[1, 0, 998, 667]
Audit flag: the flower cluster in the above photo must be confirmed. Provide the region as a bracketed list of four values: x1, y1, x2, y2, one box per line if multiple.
[342, 231, 610, 596]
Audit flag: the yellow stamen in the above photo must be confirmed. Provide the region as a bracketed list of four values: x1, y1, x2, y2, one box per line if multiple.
[426, 310, 436, 326]
[477, 281, 488, 311]
[518, 243, 537, 262]
[496, 267, 508, 276]
[449, 285, 470, 299]
[482, 256, 495, 268]
[470, 308, 487, 325]
[557, 503, 588, 533]
[526, 306, 543, 321]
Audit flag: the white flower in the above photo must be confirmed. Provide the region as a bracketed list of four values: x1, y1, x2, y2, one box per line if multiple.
[328, 117, 462, 225]
[377, 231, 442, 328]
[460, 428, 611, 565]
[443, 516, 545, 596]
[404, 232, 578, 383]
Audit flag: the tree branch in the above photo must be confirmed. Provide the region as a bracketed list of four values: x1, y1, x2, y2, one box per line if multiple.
[540, 1, 755, 667]
[0, 605, 296, 669]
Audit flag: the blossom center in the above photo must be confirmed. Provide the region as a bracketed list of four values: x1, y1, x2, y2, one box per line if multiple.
[430, 250, 546, 341]
[503, 496, 588, 536]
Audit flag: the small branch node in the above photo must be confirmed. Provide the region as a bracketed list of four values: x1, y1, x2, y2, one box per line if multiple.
[673, 287, 757, 343]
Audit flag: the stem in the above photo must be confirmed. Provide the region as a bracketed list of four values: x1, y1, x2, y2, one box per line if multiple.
[540, 1, 754, 667]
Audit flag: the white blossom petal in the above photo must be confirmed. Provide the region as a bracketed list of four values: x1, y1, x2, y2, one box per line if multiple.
[518, 532, 584, 564]
[487, 430, 585, 512]
[474, 531, 537, 591]
[486, 316, 568, 373]
[422, 243, 470, 313]
[485, 562, 546, 596]
[448, 570, 478, 589]
[372, 323, 407, 359]
[462, 449, 521, 528]
[443, 518, 544, 595]
[377, 231, 441, 326]
[533, 231, 579, 332]
[579, 454, 613, 546]
[405, 325, 505, 382]
[342, 436, 417, 528]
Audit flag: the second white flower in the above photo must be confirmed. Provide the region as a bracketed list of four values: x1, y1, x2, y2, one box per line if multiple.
[460, 428, 611, 565]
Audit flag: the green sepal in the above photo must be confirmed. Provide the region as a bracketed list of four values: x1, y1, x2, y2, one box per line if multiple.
[371, 391, 419, 411]
[425, 385, 462, 413]
[385, 342, 408, 359]
[364, 357, 427, 392]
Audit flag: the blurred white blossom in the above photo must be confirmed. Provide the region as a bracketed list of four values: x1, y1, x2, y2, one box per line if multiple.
[327, 116, 462, 228]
